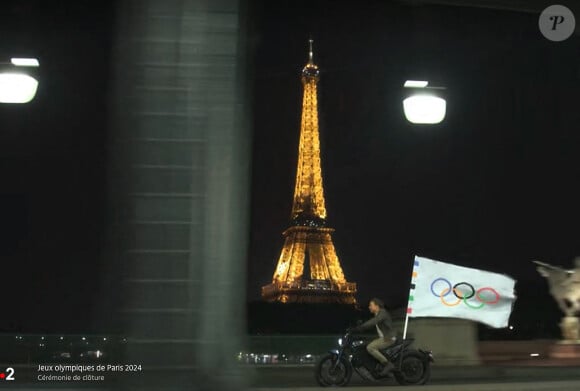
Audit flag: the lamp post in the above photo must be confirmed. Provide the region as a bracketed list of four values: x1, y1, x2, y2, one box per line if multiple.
[403, 80, 447, 124]
[0, 57, 40, 104]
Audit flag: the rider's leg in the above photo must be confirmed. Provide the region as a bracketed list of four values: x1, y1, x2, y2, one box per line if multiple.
[366, 337, 392, 365]
[367, 337, 395, 376]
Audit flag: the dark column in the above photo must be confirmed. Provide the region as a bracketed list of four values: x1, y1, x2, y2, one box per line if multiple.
[106, 0, 250, 389]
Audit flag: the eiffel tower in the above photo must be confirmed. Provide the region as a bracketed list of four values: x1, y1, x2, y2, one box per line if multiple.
[261, 40, 357, 304]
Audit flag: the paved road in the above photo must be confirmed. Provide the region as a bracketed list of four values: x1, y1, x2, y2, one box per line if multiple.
[253, 380, 580, 391]
[249, 365, 580, 388]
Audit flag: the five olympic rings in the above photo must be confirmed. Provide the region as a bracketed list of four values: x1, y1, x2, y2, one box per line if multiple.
[430, 278, 500, 309]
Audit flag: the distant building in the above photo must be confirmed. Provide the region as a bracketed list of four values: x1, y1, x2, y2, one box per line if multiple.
[261, 41, 356, 304]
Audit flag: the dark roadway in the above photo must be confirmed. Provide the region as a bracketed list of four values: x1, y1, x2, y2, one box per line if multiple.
[248, 365, 580, 388]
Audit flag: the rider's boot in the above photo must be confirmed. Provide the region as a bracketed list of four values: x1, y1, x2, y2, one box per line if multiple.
[377, 361, 395, 378]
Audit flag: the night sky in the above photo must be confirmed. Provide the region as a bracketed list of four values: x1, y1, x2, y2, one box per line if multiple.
[247, 0, 580, 308]
[0, 0, 579, 334]
[0, 0, 114, 333]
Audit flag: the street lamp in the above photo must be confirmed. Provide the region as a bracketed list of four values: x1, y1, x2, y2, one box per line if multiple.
[0, 57, 40, 104]
[403, 80, 446, 124]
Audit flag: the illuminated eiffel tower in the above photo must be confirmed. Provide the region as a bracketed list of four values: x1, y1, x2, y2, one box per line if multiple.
[261, 40, 357, 304]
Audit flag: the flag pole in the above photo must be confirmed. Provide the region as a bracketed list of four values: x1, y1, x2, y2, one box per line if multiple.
[399, 257, 415, 369]
[399, 310, 411, 370]
[402, 312, 410, 340]
[402, 255, 415, 340]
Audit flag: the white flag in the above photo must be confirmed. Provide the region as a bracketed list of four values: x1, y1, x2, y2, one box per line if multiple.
[407, 256, 516, 328]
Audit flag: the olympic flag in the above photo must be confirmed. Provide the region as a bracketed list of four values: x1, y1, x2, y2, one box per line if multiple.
[405, 255, 517, 329]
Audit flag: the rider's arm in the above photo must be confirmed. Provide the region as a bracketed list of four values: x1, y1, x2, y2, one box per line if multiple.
[354, 313, 382, 331]
[353, 310, 391, 332]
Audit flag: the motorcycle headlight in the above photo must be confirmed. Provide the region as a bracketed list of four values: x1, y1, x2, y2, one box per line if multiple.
[338, 338, 343, 347]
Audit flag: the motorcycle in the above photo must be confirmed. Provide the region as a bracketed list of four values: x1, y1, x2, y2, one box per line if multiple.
[315, 331, 434, 386]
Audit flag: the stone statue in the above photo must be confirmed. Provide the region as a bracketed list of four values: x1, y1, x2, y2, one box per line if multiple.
[534, 258, 580, 341]
[534, 259, 580, 317]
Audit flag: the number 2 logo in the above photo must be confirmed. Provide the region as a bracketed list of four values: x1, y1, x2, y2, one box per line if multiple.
[1, 367, 15, 380]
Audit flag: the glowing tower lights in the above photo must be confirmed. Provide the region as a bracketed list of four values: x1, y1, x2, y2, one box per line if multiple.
[261, 40, 357, 304]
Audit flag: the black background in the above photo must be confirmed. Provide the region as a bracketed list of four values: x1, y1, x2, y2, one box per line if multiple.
[0, 0, 578, 337]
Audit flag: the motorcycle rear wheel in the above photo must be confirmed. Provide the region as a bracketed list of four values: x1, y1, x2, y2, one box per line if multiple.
[393, 350, 431, 386]
[314, 353, 352, 387]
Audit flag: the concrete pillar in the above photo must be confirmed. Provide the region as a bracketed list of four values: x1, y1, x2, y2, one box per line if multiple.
[394, 318, 481, 365]
[107, 0, 250, 389]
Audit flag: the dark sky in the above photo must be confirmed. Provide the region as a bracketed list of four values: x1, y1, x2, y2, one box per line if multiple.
[0, 0, 114, 333]
[0, 0, 579, 334]
[247, 0, 580, 306]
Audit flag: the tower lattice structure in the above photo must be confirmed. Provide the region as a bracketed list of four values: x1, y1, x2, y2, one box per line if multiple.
[261, 40, 357, 304]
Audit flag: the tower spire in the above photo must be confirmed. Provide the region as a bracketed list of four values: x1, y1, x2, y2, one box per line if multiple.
[302, 38, 319, 79]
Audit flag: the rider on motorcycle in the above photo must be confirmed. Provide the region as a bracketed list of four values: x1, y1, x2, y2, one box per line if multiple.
[350, 297, 395, 377]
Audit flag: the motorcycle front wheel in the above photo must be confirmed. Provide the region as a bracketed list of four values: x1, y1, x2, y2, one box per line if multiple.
[393, 350, 431, 386]
[314, 353, 352, 387]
